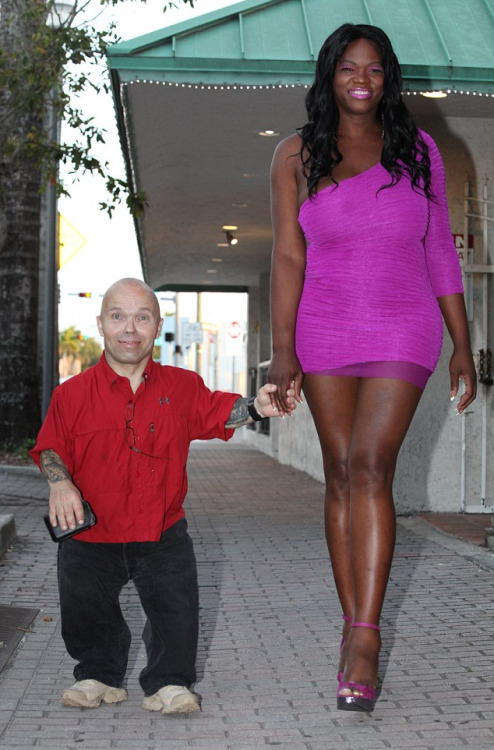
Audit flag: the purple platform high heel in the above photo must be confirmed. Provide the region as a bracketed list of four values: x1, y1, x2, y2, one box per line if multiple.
[337, 621, 380, 712]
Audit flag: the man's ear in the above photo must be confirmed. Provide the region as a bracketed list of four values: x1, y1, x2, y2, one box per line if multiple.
[96, 316, 104, 337]
[156, 317, 164, 339]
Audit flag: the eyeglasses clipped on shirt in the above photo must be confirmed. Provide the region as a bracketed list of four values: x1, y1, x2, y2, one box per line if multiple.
[125, 402, 170, 460]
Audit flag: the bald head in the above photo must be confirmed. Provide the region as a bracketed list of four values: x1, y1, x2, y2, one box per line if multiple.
[97, 278, 163, 376]
[100, 278, 160, 319]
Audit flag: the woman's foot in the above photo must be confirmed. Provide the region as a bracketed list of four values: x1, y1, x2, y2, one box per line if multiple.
[337, 622, 381, 712]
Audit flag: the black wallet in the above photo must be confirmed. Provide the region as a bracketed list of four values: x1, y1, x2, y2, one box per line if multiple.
[44, 500, 97, 542]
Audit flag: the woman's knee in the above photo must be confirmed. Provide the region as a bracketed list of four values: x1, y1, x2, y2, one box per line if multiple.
[323, 456, 351, 499]
[348, 451, 396, 492]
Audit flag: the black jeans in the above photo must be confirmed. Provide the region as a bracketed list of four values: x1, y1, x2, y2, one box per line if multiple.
[57, 518, 199, 695]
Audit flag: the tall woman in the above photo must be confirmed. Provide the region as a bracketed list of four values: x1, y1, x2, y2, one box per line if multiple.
[268, 23, 476, 712]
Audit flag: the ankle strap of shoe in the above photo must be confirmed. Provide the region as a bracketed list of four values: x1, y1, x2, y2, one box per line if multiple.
[351, 621, 380, 632]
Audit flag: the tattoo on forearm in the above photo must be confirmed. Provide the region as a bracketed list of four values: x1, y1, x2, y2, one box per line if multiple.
[225, 397, 250, 428]
[40, 450, 72, 483]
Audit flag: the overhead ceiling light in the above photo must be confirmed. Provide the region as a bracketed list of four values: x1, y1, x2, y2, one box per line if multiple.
[259, 129, 280, 136]
[206, 269, 217, 274]
[421, 91, 448, 98]
[211, 258, 222, 262]
[217, 243, 229, 248]
[222, 225, 237, 231]
[225, 231, 238, 246]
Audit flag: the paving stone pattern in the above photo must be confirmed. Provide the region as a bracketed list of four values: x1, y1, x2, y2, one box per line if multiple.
[0, 442, 493, 749]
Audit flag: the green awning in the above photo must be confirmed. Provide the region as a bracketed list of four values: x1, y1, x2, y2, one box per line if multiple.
[108, 0, 494, 93]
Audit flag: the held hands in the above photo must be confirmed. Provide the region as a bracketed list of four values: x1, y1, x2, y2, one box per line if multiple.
[449, 347, 477, 414]
[255, 382, 298, 418]
[48, 480, 85, 533]
[266, 352, 304, 416]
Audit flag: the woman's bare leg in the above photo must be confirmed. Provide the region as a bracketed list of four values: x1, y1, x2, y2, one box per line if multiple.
[303, 375, 423, 689]
[303, 375, 360, 658]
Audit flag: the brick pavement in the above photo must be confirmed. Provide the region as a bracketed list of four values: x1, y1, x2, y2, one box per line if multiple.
[0, 440, 493, 750]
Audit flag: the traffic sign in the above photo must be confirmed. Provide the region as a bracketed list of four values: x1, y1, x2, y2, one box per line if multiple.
[182, 321, 203, 346]
[227, 321, 242, 339]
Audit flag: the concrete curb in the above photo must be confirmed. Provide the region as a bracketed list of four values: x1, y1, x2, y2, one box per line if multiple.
[399, 514, 494, 572]
[0, 464, 40, 477]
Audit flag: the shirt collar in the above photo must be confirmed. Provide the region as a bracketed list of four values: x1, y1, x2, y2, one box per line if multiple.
[98, 353, 158, 389]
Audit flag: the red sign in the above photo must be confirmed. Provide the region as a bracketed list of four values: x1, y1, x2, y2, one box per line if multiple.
[227, 321, 242, 339]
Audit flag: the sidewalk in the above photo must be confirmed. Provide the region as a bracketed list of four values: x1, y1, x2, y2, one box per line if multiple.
[1, 440, 493, 750]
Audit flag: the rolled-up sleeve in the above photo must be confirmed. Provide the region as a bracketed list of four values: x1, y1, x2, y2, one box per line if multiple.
[29, 387, 75, 475]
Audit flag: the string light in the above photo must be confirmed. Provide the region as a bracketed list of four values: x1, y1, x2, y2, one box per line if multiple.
[123, 80, 494, 97]
[404, 89, 494, 98]
[126, 80, 311, 90]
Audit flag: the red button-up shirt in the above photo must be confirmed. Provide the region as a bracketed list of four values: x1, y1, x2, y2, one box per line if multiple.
[31, 355, 240, 542]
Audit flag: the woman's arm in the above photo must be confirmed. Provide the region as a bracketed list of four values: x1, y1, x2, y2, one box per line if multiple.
[421, 134, 476, 412]
[267, 135, 307, 412]
[438, 293, 477, 413]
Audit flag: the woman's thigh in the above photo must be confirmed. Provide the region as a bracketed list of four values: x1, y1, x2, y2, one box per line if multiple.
[303, 375, 360, 478]
[303, 374, 423, 472]
[350, 377, 423, 469]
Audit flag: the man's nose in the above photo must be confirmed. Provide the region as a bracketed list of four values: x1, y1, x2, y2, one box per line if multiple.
[124, 317, 137, 332]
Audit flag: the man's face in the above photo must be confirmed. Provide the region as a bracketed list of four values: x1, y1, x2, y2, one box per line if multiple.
[97, 281, 163, 371]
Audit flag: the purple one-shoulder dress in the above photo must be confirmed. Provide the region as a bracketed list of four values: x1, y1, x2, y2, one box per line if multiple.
[295, 130, 463, 389]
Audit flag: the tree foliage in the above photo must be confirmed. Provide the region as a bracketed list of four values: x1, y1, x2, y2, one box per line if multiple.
[0, 0, 195, 216]
[59, 325, 83, 358]
[0, 0, 194, 441]
[59, 326, 102, 369]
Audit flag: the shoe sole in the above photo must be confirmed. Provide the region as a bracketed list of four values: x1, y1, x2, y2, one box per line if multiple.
[142, 696, 200, 714]
[162, 699, 200, 715]
[61, 689, 127, 708]
[337, 695, 374, 712]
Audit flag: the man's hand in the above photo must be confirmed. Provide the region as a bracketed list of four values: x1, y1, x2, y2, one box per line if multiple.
[40, 450, 85, 531]
[255, 383, 297, 418]
[48, 479, 85, 532]
[225, 384, 297, 429]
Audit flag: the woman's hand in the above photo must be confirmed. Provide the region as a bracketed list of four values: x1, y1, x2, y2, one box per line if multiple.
[267, 351, 304, 416]
[437, 294, 476, 414]
[449, 347, 477, 414]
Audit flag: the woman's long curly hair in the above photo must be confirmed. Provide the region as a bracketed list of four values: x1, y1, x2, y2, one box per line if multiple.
[299, 23, 432, 199]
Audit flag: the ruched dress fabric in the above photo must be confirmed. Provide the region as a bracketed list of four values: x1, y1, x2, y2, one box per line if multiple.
[295, 131, 464, 388]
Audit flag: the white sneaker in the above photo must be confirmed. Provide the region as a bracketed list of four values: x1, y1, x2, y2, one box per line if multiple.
[142, 685, 200, 714]
[61, 679, 127, 708]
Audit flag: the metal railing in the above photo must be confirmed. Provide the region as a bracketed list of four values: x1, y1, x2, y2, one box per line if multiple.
[257, 361, 271, 436]
[248, 360, 271, 435]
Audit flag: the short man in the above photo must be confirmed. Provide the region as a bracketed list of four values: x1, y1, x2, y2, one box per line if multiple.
[31, 278, 295, 714]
